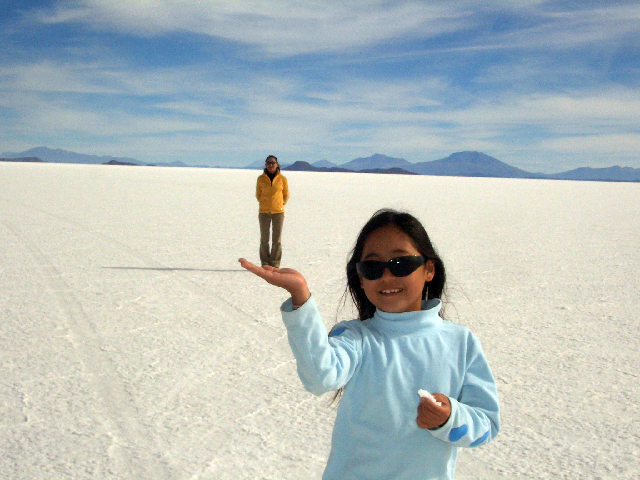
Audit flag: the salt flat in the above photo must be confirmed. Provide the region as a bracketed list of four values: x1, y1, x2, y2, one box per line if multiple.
[1, 162, 638, 479]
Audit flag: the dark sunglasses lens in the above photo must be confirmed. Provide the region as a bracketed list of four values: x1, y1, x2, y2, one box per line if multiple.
[357, 262, 381, 280]
[356, 256, 425, 280]
[388, 256, 425, 276]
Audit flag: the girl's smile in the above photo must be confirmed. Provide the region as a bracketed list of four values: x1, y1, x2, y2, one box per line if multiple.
[359, 225, 435, 313]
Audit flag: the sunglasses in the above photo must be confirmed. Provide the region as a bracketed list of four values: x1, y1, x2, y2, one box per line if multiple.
[356, 255, 426, 280]
[266, 161, 277, 165]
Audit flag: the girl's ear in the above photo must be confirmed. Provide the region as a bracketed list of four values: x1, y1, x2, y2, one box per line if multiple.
[424, 260, 436, 283]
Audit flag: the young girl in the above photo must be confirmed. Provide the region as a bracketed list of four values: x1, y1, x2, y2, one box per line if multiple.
[239, 209, 500, 480]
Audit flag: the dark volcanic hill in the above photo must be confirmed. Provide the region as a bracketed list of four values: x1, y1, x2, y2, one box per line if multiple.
[105, 159, 139, 166]
[283, 161, 351, 172]
[284, 161, 416, 175]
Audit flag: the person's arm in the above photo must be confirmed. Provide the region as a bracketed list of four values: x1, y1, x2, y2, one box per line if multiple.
[281, 296, 361, 395]
[255, 178, 262, 202]
[418, 333, 500, 447]
[238, 258, 360, 394]
[282, 176, 289, 205]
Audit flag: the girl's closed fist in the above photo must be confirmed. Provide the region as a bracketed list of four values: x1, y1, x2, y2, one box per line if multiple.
[416, 394, 451, 430]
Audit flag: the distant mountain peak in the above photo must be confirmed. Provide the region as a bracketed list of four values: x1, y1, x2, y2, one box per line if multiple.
[406, 151, 535, 178]
[312, 159, 337, 169]
[442, 151, 499, 162]
[340, 153, 412, 171]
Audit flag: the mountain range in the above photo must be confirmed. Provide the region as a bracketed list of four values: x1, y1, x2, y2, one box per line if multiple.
[283, 152, 640, 182]
[2, 147, 141, 166]
[2, 147, 639, 182]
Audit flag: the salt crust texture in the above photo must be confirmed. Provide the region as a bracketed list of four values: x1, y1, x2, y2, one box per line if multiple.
[1, 163, 638, 479]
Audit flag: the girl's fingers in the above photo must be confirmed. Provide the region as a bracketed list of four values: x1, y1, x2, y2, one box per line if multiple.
[239, 258, 286, 285]
[432, 394, 450, 406]
[239, 259, 279, 274]
[238, 258, 254, 269]
[416, 394, 452, 430]
[239, 259, 259, 273]
[419, 396, 449, 415]
[239, 259, 272, 279]
[419, 397, 440, 413]
[238, 258, 310, 304]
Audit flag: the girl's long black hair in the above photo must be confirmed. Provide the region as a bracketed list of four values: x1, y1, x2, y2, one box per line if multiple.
[345, 209, 447, 321]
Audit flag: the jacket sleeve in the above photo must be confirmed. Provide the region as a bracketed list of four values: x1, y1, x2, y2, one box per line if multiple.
[428, 332, 500, 448]
[255, 177, 262, 202]
[281, 295, 361, 395]
[282, 176, 289, 205]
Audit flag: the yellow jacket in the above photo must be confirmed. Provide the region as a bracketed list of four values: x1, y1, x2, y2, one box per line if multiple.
[256, 171, 289, 214]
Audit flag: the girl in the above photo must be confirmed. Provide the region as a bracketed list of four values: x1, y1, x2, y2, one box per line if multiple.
[239, 209, 500, 480]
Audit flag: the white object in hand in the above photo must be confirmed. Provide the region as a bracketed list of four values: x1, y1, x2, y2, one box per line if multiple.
[418, 389, 442, 406]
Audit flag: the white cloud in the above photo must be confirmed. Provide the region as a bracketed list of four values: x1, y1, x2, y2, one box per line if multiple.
[1, 90, 211, 137]
[430, 88, 640, 134]
[37, 1, 638, 57]
[540, 134, 640, 156]
[35, 1, 469, 56]
[0, 58, 248, 102]
[0, 61, 122, 94]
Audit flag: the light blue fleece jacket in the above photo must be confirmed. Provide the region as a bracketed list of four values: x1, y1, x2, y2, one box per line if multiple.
[281, 295, 500, 480]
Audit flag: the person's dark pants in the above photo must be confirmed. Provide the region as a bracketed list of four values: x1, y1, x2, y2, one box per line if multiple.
[259, 213, 284, 267]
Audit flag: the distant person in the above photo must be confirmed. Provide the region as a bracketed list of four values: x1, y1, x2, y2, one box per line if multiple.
[255, 155, 289, 267]
[239, 209, 500, 479]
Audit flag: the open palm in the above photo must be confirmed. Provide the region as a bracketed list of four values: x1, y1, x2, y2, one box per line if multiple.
[239, 258, 310, 306]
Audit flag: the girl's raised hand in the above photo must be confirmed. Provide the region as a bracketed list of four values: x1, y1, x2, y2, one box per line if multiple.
[238, 258, 311, 307]
[416, 394, 451, 430]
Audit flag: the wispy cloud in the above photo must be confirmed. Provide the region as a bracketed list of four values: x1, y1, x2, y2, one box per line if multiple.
[35, 1, 469, 56]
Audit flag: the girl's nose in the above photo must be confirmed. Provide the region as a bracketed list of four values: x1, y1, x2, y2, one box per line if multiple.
[380, 266, 394, 279]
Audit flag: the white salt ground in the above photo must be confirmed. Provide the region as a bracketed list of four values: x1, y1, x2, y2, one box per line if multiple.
[1, 162, 638, 479]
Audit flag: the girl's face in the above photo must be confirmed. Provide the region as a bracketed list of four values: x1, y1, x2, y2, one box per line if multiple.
[359, 225, 435, 314]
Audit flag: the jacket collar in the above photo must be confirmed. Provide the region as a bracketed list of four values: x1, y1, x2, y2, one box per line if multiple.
[369, 299, 443, 333]
[263, 168, 280, 181]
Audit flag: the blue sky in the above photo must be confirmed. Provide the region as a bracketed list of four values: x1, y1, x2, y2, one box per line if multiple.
[1, 1, 639, 172]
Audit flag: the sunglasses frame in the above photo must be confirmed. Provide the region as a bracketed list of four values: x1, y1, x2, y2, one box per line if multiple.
[356, 255, 427, 280]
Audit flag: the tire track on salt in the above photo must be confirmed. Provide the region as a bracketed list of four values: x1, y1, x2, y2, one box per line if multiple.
[2, 219, 173, 479]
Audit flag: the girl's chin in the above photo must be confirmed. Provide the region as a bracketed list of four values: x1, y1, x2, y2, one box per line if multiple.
[372, 298, 423, 313]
